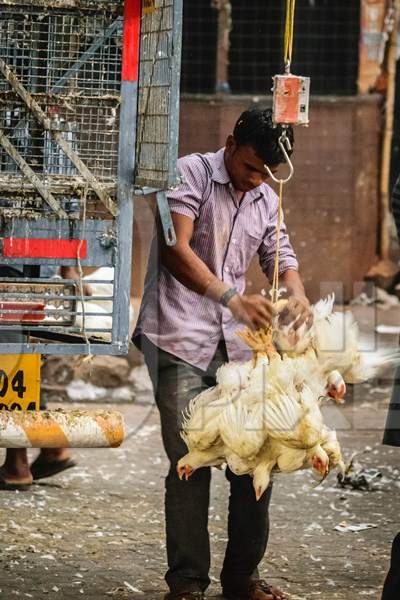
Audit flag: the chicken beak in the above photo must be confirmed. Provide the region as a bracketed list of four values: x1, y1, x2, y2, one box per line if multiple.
[320, 461, 329, 476]
[177, 465, 186, 480]
[318, 468, 329, 484]
[312, 456, 329, 478]
[255, 486, 263, 502]
[184, 465, 194, 480]
[327, 383, 347, 404]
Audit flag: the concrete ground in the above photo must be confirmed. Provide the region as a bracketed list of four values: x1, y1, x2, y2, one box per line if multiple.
[0, 305, 400, 600]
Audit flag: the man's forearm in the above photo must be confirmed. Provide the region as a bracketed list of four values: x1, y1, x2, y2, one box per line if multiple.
[279, 269, 306, 299]
[163, 245, 277, 329]
[162, 243, 230, 303]
[60, 266, 80, 279]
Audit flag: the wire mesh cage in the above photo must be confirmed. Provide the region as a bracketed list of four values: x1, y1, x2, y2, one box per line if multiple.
[181, 0, 360, 96]
[135, 0, 182, 189]
[0, 0, 129, 354]
[0, 2, 123, 218]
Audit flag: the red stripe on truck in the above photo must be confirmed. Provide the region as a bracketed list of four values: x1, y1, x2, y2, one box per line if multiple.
[121, 0, 141, 82]
[3, 238, 87, 259]
[0, 302, 45, 322]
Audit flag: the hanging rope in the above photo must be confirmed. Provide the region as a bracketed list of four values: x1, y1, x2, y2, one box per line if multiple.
[269, 1, 298, 304]
[76, 185, 92, 363]
[283, 0, 296, 73]
[264, 131, 294, 306]
[270, 179, 284, 305]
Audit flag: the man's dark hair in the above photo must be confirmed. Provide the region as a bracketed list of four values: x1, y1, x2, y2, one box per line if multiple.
[233, 107, 294, 166]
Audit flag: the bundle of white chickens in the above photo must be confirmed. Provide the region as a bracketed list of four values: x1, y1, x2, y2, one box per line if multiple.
[177, 295, 399, 500]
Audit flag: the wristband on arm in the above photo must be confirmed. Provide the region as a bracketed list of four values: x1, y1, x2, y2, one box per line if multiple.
[219, 287, 238, 307]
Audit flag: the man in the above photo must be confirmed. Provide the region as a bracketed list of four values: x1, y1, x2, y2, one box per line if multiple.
[381, 174, 400, 599]
[134, 107, 311, 600]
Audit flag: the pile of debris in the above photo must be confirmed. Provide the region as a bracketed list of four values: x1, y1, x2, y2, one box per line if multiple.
[41, 344, 153, 404]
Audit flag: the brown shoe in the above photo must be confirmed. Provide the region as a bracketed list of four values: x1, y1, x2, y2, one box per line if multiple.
[164, 592, 205, 600]
[223, 578, 287, 600]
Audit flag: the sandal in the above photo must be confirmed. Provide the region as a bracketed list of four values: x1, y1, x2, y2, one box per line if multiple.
[30, 456, 77, 480]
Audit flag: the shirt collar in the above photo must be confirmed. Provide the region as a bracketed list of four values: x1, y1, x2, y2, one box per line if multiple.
[210, 148, 231, 185]
[211, 147, 264, 202]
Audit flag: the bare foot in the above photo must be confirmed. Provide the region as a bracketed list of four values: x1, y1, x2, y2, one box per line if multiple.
[0, 449, 33, 485]
[0, 466, 33, 486]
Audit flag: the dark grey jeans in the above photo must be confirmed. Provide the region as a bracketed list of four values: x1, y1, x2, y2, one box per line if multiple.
[383, 366, 400, 447]
[139, 335, 272, 595]
[382, 531, 400, 600]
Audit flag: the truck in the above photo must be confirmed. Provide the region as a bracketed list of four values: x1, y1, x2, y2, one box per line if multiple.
[0, 0, 182, 443]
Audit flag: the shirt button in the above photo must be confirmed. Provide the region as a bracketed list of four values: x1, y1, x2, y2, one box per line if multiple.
[232, 238, 236, 244]
[224, 266, 230, 272]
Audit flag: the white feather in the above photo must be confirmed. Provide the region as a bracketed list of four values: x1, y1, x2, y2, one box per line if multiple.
[216, 360, 253, 394]
[75, 267, 135, 341]
[312, 293, 335, 321]
[181, 387, 223, 451]
[219, 401, 264, 458]
[342, 349, 400, 384]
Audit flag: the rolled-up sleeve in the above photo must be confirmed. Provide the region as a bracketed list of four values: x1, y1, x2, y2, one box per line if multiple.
[167, 155, 207, 220]
[258, 189, 299, 282]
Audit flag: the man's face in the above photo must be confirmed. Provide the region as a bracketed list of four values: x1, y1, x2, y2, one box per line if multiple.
[224, 136, 279, 192]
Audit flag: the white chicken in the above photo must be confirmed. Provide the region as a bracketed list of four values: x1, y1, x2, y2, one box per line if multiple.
[260, 351, 346, 407]
[216, 359, 255, 392]
[272, 294, 334, 355]
[177, 443, 226, 480]
[177, 351, 339, 495]
[177, 293, 396, 499]
[319, 426, 345, 472]
[262, 384, 323, 448]
[75, 267, 135, 342]
[275, 293, 399, 386]
[251, 435, 335, 501]
[178, 379, 263, 480]
[181, 386, 222, 451]
[225, 452, 256, 476]
[252, 439, 308, 500]
[313, 307, 399, 384]
[219, 401, 265, 459]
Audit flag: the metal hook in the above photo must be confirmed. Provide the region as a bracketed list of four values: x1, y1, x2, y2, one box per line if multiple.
[264, 132, 294, 184]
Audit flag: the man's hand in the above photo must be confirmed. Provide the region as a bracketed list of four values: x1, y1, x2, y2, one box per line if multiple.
[228, 294, 276, 330]
[278, 295, 313, 331]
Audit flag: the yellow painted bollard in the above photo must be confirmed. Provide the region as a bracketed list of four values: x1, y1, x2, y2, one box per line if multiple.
[0, 409, 125, 448]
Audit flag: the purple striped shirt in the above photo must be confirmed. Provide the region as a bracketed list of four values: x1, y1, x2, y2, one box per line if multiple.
[134, 147, 299, 370]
